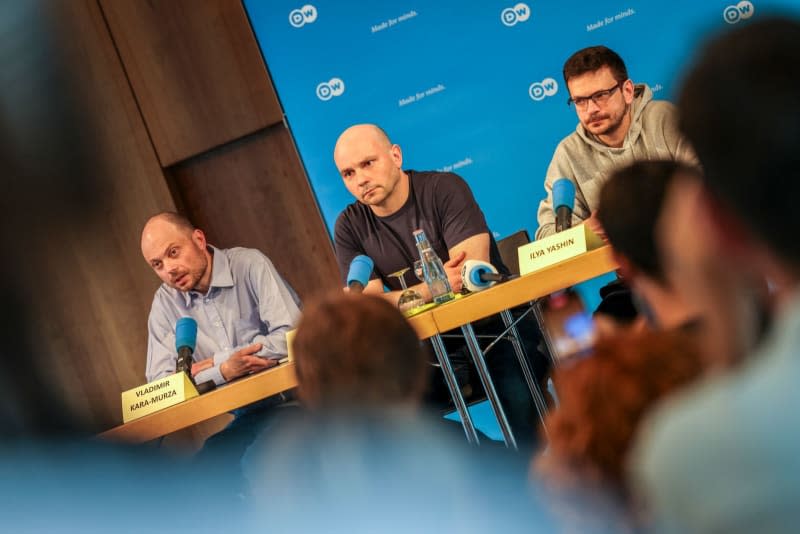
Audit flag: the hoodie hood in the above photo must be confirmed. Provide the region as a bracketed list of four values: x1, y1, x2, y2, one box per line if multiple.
[575, 83, 653, 153]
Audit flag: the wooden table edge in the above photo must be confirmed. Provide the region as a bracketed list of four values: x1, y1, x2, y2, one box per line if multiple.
[432, 247, 618, 332]
[98, 362, 297, 443]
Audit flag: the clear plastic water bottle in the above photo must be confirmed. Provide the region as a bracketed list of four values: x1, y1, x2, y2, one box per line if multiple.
[413, 229, 455, 305]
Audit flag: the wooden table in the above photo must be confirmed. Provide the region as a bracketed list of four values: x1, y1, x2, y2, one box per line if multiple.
[99, 247, 616, 445]
[432, 246, 617, 331]
[98, 309, 440, 443]
[425, 246, 618, 447]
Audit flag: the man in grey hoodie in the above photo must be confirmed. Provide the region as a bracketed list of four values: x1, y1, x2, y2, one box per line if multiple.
[535, 46, 696, 240]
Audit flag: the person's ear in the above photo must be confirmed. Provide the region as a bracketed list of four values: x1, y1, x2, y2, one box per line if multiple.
[390, 144, 403, 168]
[191, 228, 207, 249]
[622, 79, 634, 105]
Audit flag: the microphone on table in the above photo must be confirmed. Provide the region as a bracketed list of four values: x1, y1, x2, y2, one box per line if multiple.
[553, 178, 576, 233]
[347, 255, 374, 293]
[175, 316, 215, 394]
[461, 260, 509, 293]
[175, 317, 196, 377]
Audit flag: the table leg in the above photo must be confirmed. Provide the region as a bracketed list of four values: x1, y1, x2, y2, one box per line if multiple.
[532, 299, 559, 368]
[429, 333, 480, 445]
[499, 308, 549, 435]
[460, 324, 517, 450]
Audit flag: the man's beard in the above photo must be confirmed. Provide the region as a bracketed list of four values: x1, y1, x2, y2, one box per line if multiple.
[173, 246, 209, 292]
[188, 255, 209, 291]
[587, 104, 629, 137]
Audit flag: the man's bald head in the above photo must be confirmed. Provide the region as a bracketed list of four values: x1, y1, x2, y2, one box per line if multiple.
[332, 124, 406, 215]
[141, 212, 194, 240]
[140, 212, 212, 292]
[333, 124, 392, 161]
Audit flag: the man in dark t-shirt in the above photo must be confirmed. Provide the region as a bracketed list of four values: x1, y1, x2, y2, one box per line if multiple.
[331, 124, 547, 450]
[335, 169, 509, 292]
[333, 123, 504, 302]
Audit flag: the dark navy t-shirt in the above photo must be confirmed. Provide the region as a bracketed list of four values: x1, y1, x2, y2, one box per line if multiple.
[334, 170, 508, 290]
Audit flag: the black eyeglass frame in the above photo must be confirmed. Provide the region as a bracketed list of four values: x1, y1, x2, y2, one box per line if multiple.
[567, 81, 624, 108]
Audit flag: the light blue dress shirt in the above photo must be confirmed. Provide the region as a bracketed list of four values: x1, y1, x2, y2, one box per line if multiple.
[146, 246, 302, 386]
[632, 292, 800, 533]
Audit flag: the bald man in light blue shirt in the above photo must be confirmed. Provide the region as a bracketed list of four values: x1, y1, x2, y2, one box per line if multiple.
[141, 212, 301, 387]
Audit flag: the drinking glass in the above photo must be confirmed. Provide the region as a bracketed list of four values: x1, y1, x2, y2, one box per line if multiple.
[387, 267, 426, 313]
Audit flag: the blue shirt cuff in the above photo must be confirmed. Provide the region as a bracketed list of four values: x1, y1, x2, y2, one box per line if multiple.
[195, 364, 226, 386]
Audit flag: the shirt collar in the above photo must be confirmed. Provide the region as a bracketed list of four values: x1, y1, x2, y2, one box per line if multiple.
[180, 246, 233, 305]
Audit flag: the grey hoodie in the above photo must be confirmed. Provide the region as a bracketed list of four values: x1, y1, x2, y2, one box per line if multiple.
[535, 84, 697, 239]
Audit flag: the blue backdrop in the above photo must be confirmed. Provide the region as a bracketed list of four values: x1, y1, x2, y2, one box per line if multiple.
[244, 0, 798, 244]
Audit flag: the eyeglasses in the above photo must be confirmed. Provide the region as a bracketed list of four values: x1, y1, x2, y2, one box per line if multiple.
[567, 82, 622, 109]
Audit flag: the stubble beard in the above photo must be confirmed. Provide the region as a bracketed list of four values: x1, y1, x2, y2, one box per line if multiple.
[591, 103, 630, 137]
[181, 247, 210, 292]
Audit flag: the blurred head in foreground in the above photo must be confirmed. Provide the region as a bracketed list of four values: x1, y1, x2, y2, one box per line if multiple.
[0, 1, 102, 436]
[536, 330, 703, 502]
[293, 292, 429, 411]
[247, 291, 549, 532]
[654, 17, 800, 367]
[598, 160, 704, 331]
[678, 17, 800, 278]
[628, 19, 800, 534]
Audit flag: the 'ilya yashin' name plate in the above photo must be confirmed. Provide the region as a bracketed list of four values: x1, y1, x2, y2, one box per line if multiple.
[121, 372, 199, 423]
[518, 225, 604, 275]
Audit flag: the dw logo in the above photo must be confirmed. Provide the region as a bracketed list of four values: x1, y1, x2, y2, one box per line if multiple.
[529, 78, 558, 102]
[723, 1, 754, 24]
[316, 78, 345, 101]
[289, 4, 318, 28]
[501, 3, 531, 27]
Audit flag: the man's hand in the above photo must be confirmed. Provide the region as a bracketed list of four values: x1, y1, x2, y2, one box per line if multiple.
[191, 358, 214, 377]
[219, 343, 276, 382]
[444, 250, 467, 293]
[584, 211, 608, 242]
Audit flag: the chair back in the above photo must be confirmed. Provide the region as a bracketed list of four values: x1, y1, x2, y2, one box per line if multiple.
[496, 230, 531, 276]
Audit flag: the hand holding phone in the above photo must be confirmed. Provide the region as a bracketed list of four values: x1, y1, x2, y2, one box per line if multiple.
[540, 289, 595, 362]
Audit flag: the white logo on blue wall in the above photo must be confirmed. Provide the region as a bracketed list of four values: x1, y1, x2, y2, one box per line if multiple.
[289, 4, 318, 28]
[723, 1, 754, 24]
[529, 78, 558, 101]
[501, 3, 531, 27]
[316, 78, 345, 101]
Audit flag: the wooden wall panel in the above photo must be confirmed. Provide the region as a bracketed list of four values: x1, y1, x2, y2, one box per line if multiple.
[99, 0, 282, 166]
[38, 0, 176, 429]
[24, 0, 338, 433]
[169, 125, 340, 299]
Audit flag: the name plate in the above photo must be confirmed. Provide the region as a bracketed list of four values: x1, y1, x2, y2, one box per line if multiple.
[518, 225, 603, 275]
[121, 372, 199, 423]
[285, 328, 296, 362]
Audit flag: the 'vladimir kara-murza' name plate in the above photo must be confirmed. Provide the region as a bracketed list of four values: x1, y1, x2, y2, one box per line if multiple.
[121, 372, 199, 423]
[518, 225, 604, 276]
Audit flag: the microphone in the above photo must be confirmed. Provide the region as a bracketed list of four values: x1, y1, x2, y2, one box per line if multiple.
[347, 255, 374, 293]
[461, 260, 508, 293]
[175, 317, 215, 394]
[553, 178, 576, 233]
[175, 316, 197, 377]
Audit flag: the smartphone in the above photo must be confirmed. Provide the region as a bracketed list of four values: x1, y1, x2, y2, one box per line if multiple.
[538, 288, 595, 362]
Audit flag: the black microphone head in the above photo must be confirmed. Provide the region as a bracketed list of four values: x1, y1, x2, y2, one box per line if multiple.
[481, 272, 506, 282]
